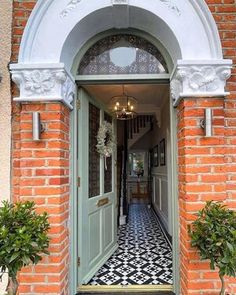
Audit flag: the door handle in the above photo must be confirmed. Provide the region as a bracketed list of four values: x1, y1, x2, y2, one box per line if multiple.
[97, 197, 109, 207]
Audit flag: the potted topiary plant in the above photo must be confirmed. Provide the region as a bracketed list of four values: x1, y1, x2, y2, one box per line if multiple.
[188, 201, 236, 295]
[0, 201, 50, 295]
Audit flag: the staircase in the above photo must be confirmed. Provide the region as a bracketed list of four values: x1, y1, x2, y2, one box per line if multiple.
[127, 115, 153, 149]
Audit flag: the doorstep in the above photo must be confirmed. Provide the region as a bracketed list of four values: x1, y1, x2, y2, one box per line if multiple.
[77, 292, 174, 295]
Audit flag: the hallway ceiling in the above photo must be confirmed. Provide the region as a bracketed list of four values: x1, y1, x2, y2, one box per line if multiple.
[82, 84, 170, 108]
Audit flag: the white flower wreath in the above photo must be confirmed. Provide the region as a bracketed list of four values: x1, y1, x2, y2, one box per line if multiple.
[96, 121, 116, 158]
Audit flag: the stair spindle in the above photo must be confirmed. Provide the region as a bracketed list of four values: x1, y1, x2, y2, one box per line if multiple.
[137, 116, 140, 133]
[127, 121, 130, 139]
[130, 120, 133, 139]
[133, 118, 136, 134]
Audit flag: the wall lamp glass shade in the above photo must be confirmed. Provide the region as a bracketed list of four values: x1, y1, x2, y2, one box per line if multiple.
[200, 108, 213, 137]
[32, 112, 44, 141]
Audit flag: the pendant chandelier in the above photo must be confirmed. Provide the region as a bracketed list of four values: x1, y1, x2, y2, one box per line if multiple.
[111, 85, 138, 120]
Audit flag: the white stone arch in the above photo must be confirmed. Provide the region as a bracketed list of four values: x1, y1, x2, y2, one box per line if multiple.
[10, 0, 232, 108]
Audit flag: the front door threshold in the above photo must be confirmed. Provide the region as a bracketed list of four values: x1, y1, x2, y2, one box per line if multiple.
[77, 285, 174, 294]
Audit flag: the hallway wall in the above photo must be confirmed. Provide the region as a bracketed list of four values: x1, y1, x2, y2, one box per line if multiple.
[150, 98, 171, 234]
[127, 96, 171, 234]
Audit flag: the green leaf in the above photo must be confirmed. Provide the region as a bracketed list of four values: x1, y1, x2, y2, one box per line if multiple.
[226, 242, 234, 253]
[0, 200, 50, 276]
[22, 256, 31, 265]
[9, 252, 20, 263]
[188, 201, 236, 280]
[221, 256, 230, 264]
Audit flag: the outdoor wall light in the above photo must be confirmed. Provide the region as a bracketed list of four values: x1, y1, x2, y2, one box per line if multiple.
[32, 112, 44, 141]
[200, 108, 213, 137]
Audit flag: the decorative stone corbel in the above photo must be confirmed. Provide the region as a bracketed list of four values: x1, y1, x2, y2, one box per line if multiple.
[170, 60, 232, 107]
[10, 63, 76, 110]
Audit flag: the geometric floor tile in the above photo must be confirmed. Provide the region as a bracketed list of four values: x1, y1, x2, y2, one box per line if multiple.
[88, 204, 173, 286]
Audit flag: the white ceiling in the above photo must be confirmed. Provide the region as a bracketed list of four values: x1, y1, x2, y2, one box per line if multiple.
[82, 84, 170, 109]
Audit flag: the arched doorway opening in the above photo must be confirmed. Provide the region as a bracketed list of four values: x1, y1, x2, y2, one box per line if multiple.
[74, 31, 176, 293]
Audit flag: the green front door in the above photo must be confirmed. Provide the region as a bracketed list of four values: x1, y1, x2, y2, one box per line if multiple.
[78, 88, 118, 285]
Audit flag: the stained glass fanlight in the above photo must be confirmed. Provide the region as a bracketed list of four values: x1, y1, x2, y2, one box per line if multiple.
[78, 34, 168, 75]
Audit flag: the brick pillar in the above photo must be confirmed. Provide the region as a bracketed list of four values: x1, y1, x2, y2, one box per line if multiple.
[177, 98, 230, 295]
[13, 103, 70, 295]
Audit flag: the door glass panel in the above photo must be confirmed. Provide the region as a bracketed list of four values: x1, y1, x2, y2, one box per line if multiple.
[104, 156, 112, 193]
[89, 103, 100, 198]
[104, 113, 113, 193]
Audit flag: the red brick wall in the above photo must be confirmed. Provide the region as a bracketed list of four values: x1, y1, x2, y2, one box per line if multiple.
[178, 1, 236, 293]
[12, 1, 37, 62]
[11, 0, 236, 294]
[12, 2, 71, 294]
[13, 103, 70, 294]
[177, 98, 230, 294]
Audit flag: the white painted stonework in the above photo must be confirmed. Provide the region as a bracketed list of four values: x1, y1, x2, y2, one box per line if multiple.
[11, 64, 75, 109]
[159, 0, 180, 16]
[112, 0, 129, 5]
[10, 0, 232, 108]
[60, 0, 82, 18]
[171, 60, 232, 107]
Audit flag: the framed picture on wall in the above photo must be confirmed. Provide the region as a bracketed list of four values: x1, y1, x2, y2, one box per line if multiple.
[153, 145, 159, 167]
[160, 139, 165, 166]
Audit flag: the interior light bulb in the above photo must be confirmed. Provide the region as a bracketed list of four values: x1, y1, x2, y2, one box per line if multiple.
[116, 102, 120, 106]
[131, 106, 134, 110]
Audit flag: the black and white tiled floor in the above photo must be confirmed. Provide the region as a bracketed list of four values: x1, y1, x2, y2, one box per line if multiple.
[88, 204, 173, 286]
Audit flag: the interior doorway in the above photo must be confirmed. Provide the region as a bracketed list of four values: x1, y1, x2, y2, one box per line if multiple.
[76, 81, 175, 293]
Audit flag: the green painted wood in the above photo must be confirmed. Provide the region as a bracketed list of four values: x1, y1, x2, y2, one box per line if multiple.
[169, 103, 180, 295]
[78, 88, 118, 285]
[76, 74, 170, 85]
[69, 93, 79, 295]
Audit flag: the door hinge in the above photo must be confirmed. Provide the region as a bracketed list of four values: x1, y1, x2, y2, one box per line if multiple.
[77, 177, 81, 187]
[76, 99, 81, 110]
[77, 257, 81, 267]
